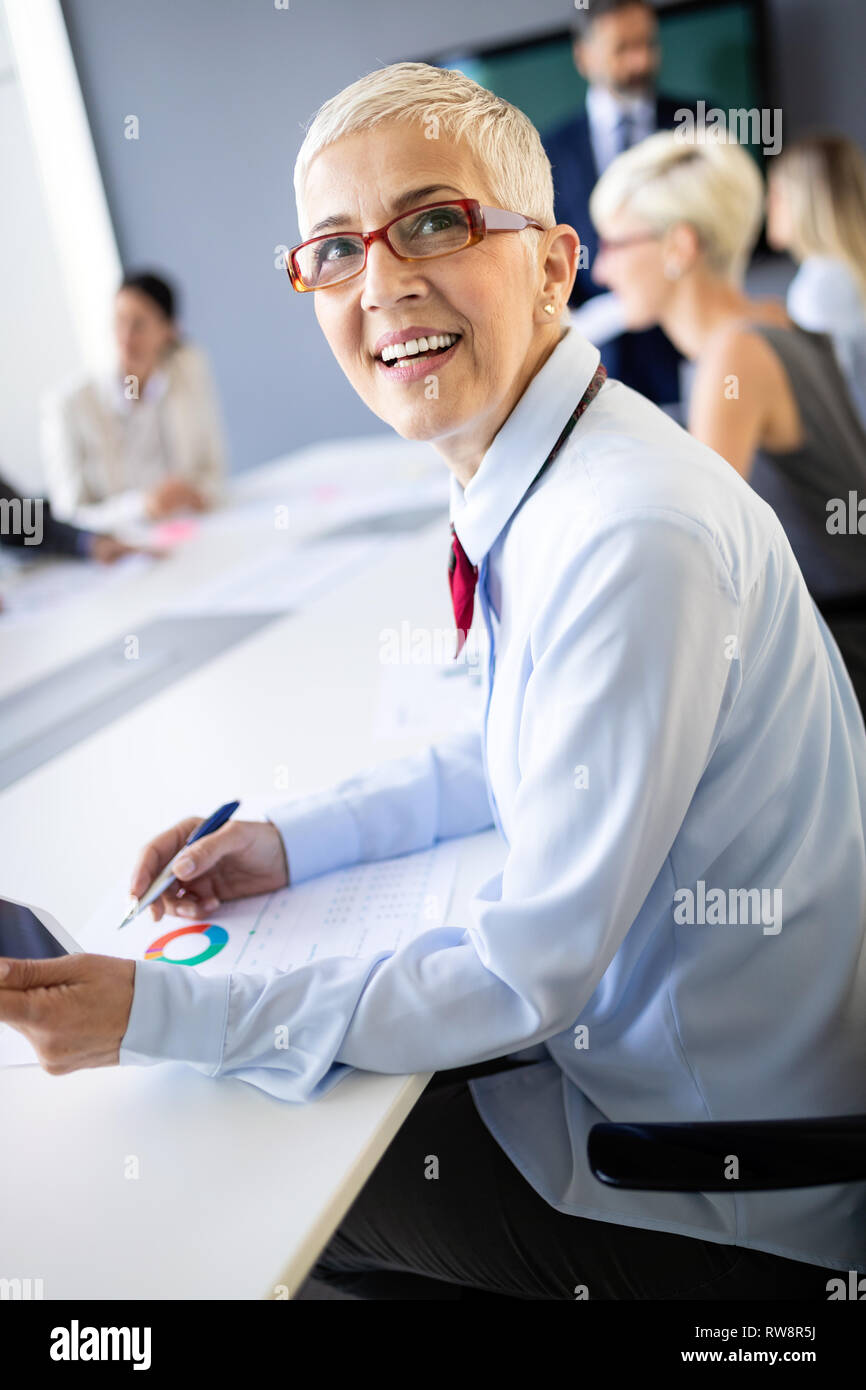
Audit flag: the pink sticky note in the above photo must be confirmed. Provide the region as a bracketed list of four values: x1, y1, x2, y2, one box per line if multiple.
[150, 518, 200, 545]
[312, 483, 341, 503]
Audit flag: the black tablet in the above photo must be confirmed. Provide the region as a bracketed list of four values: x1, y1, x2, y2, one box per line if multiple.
[0, 895, 81, 960]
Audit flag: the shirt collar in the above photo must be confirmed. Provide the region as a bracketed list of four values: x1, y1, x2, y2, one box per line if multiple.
[586, 83, 655, 129]
[105, 365, 169, 412]
[449, 327, 601, 566]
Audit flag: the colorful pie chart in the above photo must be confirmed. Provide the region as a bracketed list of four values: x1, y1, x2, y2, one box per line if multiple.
[145, 923, 229, 967]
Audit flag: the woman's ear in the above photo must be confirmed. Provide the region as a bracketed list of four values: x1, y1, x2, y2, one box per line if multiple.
[665, 221, 702, 273]
[542, 224, 582, 310]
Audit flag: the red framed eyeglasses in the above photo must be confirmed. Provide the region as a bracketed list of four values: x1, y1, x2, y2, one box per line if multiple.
[286, 198, 545, 292]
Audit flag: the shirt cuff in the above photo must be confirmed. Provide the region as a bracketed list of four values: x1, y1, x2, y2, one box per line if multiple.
[119, 958, 230, 1069]
[74, 528, 96, 557]
[266, 793, 361, 885]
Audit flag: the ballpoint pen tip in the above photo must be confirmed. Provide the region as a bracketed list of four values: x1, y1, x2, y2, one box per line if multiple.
[118, 897, 139, 930]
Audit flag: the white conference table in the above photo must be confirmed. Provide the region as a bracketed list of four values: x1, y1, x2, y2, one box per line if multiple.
[0, 435, 506, 1299]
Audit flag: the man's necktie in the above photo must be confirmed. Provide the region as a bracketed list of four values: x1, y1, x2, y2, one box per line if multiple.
[614, 111, 636, 156]
[448, 361, 607, 656]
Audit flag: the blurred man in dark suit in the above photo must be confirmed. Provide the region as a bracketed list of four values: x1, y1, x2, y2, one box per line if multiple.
[544, 0, 696, 405]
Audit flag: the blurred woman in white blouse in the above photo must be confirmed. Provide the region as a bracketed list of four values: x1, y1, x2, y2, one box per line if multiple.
[41, 271, 227, 530]
[767, 133, 866, 432]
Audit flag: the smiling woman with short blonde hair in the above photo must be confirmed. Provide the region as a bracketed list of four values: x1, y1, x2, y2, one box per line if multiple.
[3, 61, 866, 1304]
[288, 62, 579, 483]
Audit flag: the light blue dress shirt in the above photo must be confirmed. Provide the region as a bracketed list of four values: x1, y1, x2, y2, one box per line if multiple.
[120, 327, 866, 1274]
[586, 84, 656, 173]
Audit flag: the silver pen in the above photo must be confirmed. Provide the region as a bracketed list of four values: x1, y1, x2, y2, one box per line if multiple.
[118, 800, 240, 928]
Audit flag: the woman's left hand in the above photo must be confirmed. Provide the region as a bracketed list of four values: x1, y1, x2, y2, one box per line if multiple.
[0, 954, 136, 1074]
[88, 535, 161, 564]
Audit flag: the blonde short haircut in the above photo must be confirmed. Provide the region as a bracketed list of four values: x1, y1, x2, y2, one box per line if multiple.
[293, 60, 555, 239]
[589, 130, 765, 281]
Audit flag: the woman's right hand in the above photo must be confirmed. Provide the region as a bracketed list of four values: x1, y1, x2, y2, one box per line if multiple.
[145, 478, 208, 520]
[130, 817, 290, 922]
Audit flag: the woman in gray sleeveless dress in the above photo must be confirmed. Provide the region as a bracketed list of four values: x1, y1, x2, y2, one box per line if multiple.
[746, 325, 866, 706]
[588, 131, 866, 712]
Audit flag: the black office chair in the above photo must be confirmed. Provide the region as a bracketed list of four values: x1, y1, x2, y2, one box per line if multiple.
[588, 1114, 866, 1190]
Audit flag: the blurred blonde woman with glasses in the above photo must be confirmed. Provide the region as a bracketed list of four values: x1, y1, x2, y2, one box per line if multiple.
[591, 131, 866, 712]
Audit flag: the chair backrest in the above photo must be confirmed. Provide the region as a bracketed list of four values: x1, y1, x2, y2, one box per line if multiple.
[588, 1115, 866, 1191]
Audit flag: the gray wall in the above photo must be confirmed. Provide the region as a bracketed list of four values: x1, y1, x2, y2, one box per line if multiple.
[60, 0, 865, 474]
